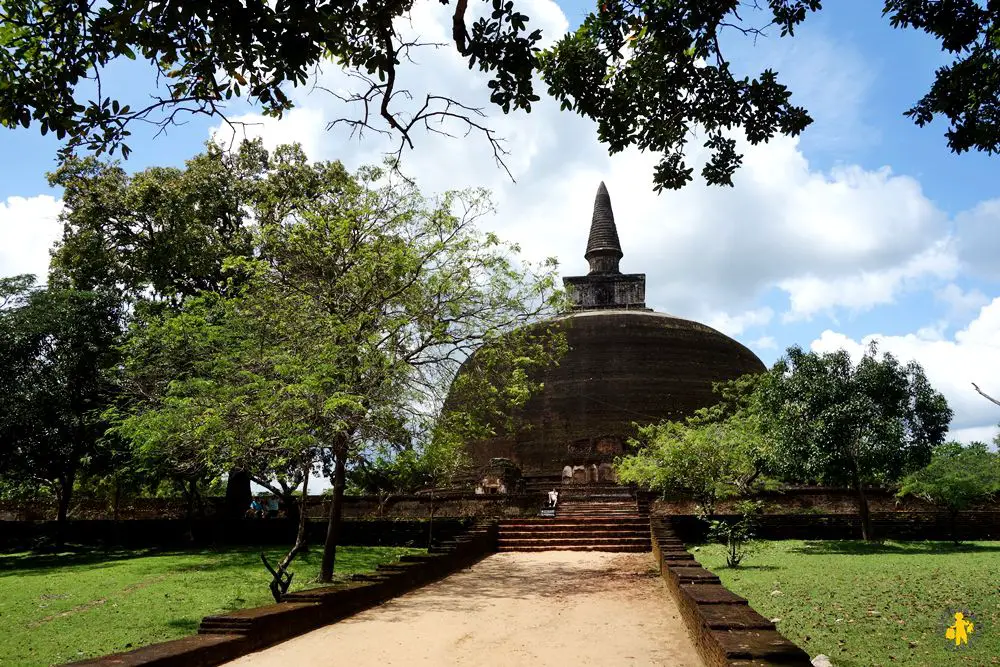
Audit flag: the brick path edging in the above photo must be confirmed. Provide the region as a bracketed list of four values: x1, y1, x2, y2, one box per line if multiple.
[65, 522, 499, 667]
[651, 518, 813, 667]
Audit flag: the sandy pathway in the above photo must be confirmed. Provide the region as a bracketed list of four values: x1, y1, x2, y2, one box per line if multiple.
[224, 551, 704, 667]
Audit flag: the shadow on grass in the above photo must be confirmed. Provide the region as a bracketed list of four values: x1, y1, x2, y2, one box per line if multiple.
[0, 544, 416, 582]
[165, 618, 201, 634]
[0, 545, 282, 578]
[0, 547, 167, 576]
[789, 540, 1000, 556]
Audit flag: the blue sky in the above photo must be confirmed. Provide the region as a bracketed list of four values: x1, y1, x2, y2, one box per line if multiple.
[1, 1, 999, 442]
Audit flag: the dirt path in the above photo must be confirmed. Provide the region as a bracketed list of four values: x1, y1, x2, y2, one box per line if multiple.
[225, 551, 704, 667]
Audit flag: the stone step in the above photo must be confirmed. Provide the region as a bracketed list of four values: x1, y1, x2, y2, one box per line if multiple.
[500, 529, 649, 538]
[558, 501, 635, 506]
[500, 518, 649, 525]
[557, 506, 639, 511]
[556, 510, 642, 519]
[501, 525, 649, 533]
[498, 538, 652, 548]
[558, 501, 636, 506]
[559, 496, 635, 504]
[557, 514, 643, 519]
[499, 534, 651, 542]
[558, 512, 639, 516]
[497, 545, 650, 552]
[502, 519, 647, 527]
[199, 619, 253, 632]
[556, 511, 642, 519]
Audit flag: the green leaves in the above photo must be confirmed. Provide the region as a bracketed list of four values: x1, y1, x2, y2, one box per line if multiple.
[759, 343, 953, 488]
[107, 142, 564, 496]
[539, 0, 816, 191]
[616, 407, 767, 517]
[898, 441, 1000, 514]
[0, 0, 998, 192]
[0, 278, 125, 504]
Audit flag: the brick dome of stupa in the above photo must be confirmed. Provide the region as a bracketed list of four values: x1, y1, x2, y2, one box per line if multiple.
[450, 183, 766, 482]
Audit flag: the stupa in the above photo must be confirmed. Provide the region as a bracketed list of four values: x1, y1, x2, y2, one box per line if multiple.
[454, 183, 766, 486]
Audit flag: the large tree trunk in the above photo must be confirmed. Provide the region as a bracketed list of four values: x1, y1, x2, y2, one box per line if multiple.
[181, 479, 198, 543]
[319, 448, 347, 583]
[427, 487, 435, 548]
[55, 471, 75, 549]
[850, 470, 873, 542]
[225, 468, 252, 520]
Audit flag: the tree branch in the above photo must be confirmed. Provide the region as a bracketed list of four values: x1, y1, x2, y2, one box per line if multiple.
[972, 382, 1000, 408]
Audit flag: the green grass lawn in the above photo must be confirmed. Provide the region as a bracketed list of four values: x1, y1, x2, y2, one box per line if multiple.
[0, 544, 424, 666]
[695, 540, 1000, 667]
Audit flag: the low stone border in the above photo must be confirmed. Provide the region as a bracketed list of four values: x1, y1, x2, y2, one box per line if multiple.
[650, 518, 812, 667]
[66, 522, 498, 667]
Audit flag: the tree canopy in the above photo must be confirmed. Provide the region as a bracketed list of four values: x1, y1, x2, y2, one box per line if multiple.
[1, 1, 997, 190]
[0, 276, 124, 542]
[898, 441, 1000, 529]
[108, 143, 566, 581]
[615, 404, 769, 517]
[618, 342, 953, 542]
[757, 342, 953, 540]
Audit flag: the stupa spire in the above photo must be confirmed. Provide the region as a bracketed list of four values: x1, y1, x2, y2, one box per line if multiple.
[584, 181, 623, 274]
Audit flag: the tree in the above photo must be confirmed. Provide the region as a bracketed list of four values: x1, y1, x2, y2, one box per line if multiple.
[0, 276, 124, 546]
[2, 1, 997, 191]
[53, 140, 356, 515]
[898, 441, 1000, 543]
[709, 499, 764, 568]
[113, 148, 565, 587]
[46, 140, 319, 303]
[759, 343, 953, 541]
[616, 406, 768, 518]
[348, 450, 431, 517]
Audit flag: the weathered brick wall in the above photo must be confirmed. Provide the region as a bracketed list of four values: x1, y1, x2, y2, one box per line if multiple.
[0, 493, 541, 522]
[668, 512, 1000, 543]
[647, 486, 1000, 515]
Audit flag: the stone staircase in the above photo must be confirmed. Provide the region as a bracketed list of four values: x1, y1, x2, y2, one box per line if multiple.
[556, 498, 639, 518]
[497, 487, 651, 552]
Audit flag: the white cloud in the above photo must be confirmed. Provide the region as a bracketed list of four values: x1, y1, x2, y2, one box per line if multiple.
[936, 283, 990, 320]
[719, 22, 881, 157]
[779, 239, 959, 321]
[810, 298, 1000, 443]
[705, 307, 774, 337]
[202, 0, 982, 331]
[0, 195, 63, 283]
[214, 107, 329, 160]
[751, 335, 778, 351]
[948, 425, 997, 445]
[955, 198, 1000, 279]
